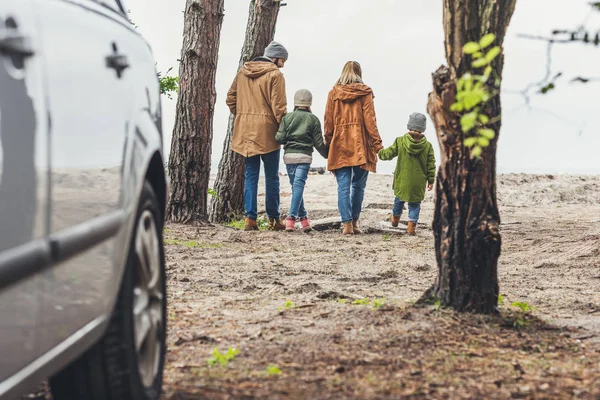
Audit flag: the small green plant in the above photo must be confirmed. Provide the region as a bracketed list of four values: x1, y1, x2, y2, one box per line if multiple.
[498, 294, 506, 306]
[338, 298, 347, 304]
[207, 347, 240, 367]
[510, 301, 538, 329]
[158, 67, 179, 99]
[382, 234, 391, 241]
[208, 188, 220, 199]
[433, 299, 442, 311]
[265, 364, 282, 376]
[279, 300, 296, 311]
[352, 298, 371, 306]
[372, 299, 386, 309]
[451, 33, 503, 159]
[511, 301, 537, 313]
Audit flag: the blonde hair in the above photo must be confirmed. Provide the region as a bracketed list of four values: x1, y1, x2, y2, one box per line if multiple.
[336, 61, 363, 86]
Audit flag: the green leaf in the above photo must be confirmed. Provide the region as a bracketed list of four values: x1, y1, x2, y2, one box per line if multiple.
[463, 90, 485, 110]
[471, 146, 483, 158]
[484, 66, 493, 77]
[478, 128, 495, 139]
[478, 115, 490, 124]
[460, 112, 478, 133]
[479, 33, 496, 49]
[450, 102, 464, 112]
[478, 137, 490, 147]
[266, 364, 282, 376]
[463, 42, 481, 54]
[464, 137, 478, 147]
[485, 46, 501, 63]
[464, 77, 474, 91]
[473, 51, 483, 59]
[472, 58, 489, 68]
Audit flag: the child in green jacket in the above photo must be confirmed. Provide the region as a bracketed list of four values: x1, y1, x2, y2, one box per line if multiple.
[378, 112, 436, 235]
[275, 89, 328, 233]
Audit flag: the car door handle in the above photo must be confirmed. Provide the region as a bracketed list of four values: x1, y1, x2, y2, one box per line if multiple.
[106, 53, 129, 78]
[0, 29, 35, 57]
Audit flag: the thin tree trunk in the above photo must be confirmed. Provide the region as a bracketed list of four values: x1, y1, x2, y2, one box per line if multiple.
[421, 0, 517, 313]
[208, 0, 281, 223]
[167, 0, 224, 223]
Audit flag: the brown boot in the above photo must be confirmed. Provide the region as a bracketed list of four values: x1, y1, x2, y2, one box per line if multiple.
[352, 219, 362, 234]
[407, 221, 417, 236]
[269, 218, 286, 231]
[391, 215, 400, 228]
[342, 222, 354, 235]
[244, 217, 259, 231]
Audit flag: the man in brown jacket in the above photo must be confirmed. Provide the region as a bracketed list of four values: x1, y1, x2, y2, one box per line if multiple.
[226, 41, 288, 231]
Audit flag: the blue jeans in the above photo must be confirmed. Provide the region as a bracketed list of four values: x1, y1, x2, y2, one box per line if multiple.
[335, 166, 369, 223]
[393, 198, 421, 223]
[244, 150, 280, 220]
[285, 163, 309, 219]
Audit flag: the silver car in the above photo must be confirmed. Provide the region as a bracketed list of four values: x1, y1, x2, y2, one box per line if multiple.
[0, 0, 168, 399]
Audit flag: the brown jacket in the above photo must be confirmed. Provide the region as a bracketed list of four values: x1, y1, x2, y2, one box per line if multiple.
[324, 84, 384, 173]
[226, 60, 287, 157]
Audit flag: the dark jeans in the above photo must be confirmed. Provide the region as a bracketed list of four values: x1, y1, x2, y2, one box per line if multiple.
[335, 166, 369, 223]
[244, 150, 280, 220]
[285, 163, 310, 219]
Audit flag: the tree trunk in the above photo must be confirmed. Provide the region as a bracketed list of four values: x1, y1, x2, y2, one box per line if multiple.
[422, 0, 517, 313]
[208, 0, 281, 223]
[167, 0, 224, 223]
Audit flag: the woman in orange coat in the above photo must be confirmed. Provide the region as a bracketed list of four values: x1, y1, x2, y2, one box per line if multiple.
[324, 61, 384, 235]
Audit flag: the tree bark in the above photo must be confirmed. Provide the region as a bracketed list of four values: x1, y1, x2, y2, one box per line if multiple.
[208, 0, 281, 223]
[167, 0, 224, 223]
[422, 0, 517, 313]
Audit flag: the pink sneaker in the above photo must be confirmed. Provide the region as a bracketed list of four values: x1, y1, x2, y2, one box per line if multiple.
[285, 217, 296, 232]
[300, 217, 312, 233]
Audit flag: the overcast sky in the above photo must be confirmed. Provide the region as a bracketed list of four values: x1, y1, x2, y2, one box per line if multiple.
[128, 0, 600, 174]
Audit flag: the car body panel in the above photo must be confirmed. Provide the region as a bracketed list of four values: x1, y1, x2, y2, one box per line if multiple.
[0, 0, 165, 397]
[0, 0, 48, 388]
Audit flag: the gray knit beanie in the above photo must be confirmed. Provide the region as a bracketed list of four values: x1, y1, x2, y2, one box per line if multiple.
[294, 89, 312, 107]
[407, 112, 427, 132]
[264, 41, 289, 60]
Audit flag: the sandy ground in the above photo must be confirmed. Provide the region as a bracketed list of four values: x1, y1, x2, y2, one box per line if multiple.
[162, 173, 600, 399]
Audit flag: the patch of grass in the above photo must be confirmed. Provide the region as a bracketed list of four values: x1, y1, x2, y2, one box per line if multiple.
[352, 298, 371, 306]
[207, 347, 240, 367]
[382, 234, 391, 241]
[433, 299, 442, 311]
[339, 298, 347, 304]
[264, 364, 282, 376]
[372, 298, 386, 309]
[164, 239, 224, 249]
[279, 300, 296, 311]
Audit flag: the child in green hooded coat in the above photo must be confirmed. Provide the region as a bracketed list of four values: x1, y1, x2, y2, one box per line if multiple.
[378, 112, 436, 235]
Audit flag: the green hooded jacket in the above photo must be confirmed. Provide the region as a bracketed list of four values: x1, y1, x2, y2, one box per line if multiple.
[378, 132, 436, 203]
[275, 109, 328, 158]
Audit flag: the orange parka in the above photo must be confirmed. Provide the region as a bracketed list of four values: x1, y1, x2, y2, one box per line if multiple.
[226, 60, 287, 157]
[323, 84, 383, 173]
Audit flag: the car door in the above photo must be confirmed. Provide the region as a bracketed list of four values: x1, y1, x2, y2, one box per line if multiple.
[32, 0, 135, 355]
[0, 0, 48, 395]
